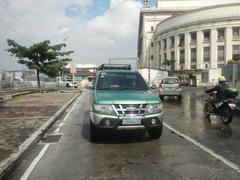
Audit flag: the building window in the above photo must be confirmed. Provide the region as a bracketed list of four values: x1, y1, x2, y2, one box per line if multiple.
[202, 72, 209, 82]
[233, 27, 240, 39]
[158, 41, 161, 51]
[190, 32, 197, 44]
[171, 51, 175, 61]
[151, 42, 154, 47]
[179, 34, 184, 47]
[217, 46, 225, 62]
[151, 26, 154, 31]
[180, 50, 185, 64]
[170, 36, 175, 48]
[191, 65, 196, 69]
[217, 28, 225, 41]
[151, 55, 154, 60]
[218, 64, 224, 68]
[203, 47, 210, 62]
[191, 48, 197, 63]
[163, 39, 167, 50]
[232, 45, 240, 61]
[181, 65, 184, 70]
[203, 30, 210, 42]
[205, 64, 208, 69]
[159, 55, 161, 66]
[164, 53, 167, 61]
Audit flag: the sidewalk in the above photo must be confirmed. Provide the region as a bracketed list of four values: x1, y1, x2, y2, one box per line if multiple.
[0, 92, 77, 164]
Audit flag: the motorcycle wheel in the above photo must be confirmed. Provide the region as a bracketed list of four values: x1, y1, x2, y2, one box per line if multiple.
[220, 107, 233, 124]
[203, 104, 211, 122]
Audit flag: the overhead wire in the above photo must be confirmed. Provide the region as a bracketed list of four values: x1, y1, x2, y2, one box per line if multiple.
[0, 1, 42, 41]
[0, 15, 34, 44]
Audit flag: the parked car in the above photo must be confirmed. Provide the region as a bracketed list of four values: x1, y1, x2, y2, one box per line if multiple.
[66, 82, 78, 88]
[159, 77, 182, 100]
[89, 64, 163, 141]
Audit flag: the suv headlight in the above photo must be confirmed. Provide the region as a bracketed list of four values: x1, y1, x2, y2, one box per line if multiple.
[93, 104, 115, 115]
[145, 103, 163, 115]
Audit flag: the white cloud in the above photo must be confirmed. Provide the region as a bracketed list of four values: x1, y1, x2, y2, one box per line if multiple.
[0, 0, 141, 70]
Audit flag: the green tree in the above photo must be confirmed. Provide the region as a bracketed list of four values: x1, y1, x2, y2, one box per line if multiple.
[6, 39, 74, 91]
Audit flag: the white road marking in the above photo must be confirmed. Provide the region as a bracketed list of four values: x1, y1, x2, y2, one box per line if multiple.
[20, 96, 81, 180]
[62, 97, 80, 122]
[163, 122, 240, 173]
[20, 144, 50, 180]
[59, 122, 64, 127]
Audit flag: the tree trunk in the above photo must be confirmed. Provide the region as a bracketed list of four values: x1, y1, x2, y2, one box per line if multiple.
[36, 70, 41, 92]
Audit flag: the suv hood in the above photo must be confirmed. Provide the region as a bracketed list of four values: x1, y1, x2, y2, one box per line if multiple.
[94, 90, 160, 104]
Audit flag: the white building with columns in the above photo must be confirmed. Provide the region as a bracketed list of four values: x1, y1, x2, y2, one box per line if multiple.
[138, 0, 240, 84]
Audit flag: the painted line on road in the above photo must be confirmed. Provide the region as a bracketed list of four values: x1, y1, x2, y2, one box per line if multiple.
[19, 144, 50, 180]
[20, 95, 81, 180]
[163, 122, 240, 173]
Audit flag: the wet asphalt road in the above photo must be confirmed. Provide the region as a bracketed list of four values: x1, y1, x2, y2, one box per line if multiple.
[9, 88, 240, 180]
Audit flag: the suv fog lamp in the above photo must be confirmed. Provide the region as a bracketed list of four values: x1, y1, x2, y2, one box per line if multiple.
[104, 119, 112, 127]
[151, 118, 157, 125]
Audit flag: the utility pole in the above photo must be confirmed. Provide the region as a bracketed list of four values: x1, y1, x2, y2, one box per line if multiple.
[148, 47, 151, 84]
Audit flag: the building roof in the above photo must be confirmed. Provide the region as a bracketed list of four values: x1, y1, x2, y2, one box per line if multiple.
[156, 3, 240, 35]
[156, 0, 240, 9]
[65, 64, 99, 69]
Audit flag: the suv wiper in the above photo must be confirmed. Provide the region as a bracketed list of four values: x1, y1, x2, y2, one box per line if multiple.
[97, 88, 112, 90]
[118, 87, 146, 90]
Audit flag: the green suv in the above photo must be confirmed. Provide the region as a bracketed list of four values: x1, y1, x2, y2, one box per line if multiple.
[89, 65, 163, 141]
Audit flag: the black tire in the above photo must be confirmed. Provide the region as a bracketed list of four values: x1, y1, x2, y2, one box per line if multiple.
[66, 83, 70, 88]
[148, 123, 163, 139]
[204, 103, 211, 118]
[90, 120, 100, 142]
[177, 95, 182, 100]
[220, 107, 233, 124]
[159, 95, 164, 100]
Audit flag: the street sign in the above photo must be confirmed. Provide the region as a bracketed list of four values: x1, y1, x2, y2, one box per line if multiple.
[70, 64, 76, 74]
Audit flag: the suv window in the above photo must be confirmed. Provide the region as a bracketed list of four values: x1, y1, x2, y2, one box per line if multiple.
[163, 78, 179, 84]
[96, 72, 149, 90]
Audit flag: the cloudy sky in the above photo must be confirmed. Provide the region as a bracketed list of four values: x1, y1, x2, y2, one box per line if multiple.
[0, 0, 156, 70]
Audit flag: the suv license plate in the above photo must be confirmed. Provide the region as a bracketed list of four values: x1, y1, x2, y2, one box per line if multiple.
[122, 117, 141, 125]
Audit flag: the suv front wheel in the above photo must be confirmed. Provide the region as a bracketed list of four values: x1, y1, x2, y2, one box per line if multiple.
[148, 123, 163, 139]
[90, 120, 100, 142]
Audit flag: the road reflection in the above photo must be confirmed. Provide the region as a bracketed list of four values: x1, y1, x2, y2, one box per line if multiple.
[163, 92, 233, 138]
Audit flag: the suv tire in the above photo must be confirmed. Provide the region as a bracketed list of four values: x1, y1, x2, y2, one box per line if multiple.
[148, 123, 163, 139]
[177, 95, 182, 100]
[90, 120, 100, 142]
[159, 95, 164, 100]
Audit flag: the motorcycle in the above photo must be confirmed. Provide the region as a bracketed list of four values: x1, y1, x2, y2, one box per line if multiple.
[204, 92, 237, 124]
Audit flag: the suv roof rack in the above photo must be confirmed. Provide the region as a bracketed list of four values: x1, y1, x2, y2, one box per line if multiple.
[97, 64, 131, 71]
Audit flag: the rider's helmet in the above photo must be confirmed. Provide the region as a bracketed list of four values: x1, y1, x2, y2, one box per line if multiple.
[218, 76, 226, 83]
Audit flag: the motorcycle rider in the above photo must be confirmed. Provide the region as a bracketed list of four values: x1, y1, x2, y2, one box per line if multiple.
[205, 76, 229, 112]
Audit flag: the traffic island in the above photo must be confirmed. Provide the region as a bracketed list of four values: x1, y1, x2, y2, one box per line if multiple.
[0, 92, 79, 179]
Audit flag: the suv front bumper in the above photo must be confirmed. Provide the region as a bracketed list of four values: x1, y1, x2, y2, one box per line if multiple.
[89, 111, 163, 131]
[159, 89, 182, 96]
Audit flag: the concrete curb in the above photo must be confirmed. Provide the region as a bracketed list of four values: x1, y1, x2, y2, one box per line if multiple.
[0, 93, 80, 180]
[0, 91, 32, 103]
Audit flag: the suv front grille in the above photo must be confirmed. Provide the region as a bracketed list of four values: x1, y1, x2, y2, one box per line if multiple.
[112, 104, 147, 116]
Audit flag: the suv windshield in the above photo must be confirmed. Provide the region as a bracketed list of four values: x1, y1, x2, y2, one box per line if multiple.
[96, 72, 149, 90]
[163, 78, 179, 84]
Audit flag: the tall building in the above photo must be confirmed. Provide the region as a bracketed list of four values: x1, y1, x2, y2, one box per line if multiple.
[138, 0, 240, 84]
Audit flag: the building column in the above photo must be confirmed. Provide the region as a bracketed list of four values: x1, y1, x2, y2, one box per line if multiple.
[185, 32, 190, 70]
[197, 30, 203, 69]
[160, 39, 164, 69]
[210, 28, 217, 69]
[226, 27, 233, 64]
[174, 35, 180, 70]
[166, 37, 171, 61]
[156, 39, 160, 69]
